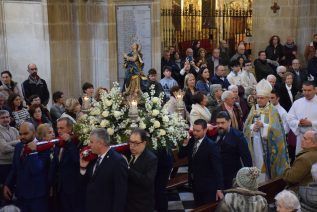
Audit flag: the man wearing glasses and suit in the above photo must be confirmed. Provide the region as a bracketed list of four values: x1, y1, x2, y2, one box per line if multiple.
[125, 128, 158, 212]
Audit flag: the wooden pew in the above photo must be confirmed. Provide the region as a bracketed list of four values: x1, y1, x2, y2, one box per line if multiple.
[166, 149, 189, 190]
[190, 177, 286, 212]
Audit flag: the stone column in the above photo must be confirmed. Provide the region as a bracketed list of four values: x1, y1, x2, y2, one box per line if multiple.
[296, 0, 317, 62]
[0, 1, 8, 70]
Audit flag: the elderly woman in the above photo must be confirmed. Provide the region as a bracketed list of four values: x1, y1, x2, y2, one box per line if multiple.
[208, 84, 223, 114]
[27, 104, 51, 129]
[275, 190, 301, 212]
[189, 91, 211, 126]
[36, 123, 55, 141]
[60, 98, 83, 123]
[279, 72, 298, 111]
[216, 167, 268, 212]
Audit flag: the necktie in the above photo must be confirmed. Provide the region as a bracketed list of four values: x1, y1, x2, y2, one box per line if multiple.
[129, 155, 136, 165]
[93, 156, 102, 175]
[192, 140, 199, 158]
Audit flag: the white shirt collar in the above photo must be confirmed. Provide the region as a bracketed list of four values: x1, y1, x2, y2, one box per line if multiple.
[98, 148, 110, 162]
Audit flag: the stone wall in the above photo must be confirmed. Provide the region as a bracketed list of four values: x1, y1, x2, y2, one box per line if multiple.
[252, 0, 317, 64]
[252, 0, 298, 60]
[0, 0, 51, 102]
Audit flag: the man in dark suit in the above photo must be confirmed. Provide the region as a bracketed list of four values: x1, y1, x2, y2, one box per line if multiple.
[214, 111, 252, 189]
[4, 122, 49, 212]
[50, 117, 83, 212]
[206, 48, 224, 77]
[179, 119, 224, 207]
[210, 65, 230, 89]
[288, 59, 309, 92]
[125, 128, 158, 212]
[80, 128, 128, 212]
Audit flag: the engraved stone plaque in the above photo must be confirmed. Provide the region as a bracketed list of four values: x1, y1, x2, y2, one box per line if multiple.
[116, 5, 152, 86]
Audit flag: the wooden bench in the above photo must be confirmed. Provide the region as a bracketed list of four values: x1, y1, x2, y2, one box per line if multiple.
[166, 149, 189, 190]
[190, 177, 286, 212]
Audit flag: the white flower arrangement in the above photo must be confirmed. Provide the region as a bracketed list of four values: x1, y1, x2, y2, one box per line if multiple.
[75, 82, 188, 149]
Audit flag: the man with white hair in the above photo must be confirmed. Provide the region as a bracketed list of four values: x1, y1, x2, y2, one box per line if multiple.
[299, 163, 317, 211]
[289, 59, 309, 91]
[287, 81, 317, 154]
[276, 65, 287, 88]
[266, 74, 277, 88]
[244, 79, 289, 182]
[211, 90, 243, 130]
[230, 44, 247, 62]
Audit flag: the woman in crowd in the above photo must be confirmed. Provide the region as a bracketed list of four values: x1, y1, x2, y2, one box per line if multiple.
[183, 73, 196, 113]
[195, 48, 208, 68]
[8, 93, 30, 128]
[94, 87, 108, 102]
[174, 51, 182, 71]
[60, 98, 83, 123]
[192, 40, 201, 60]
[265, 35, 284, 68]
[36, 123, 55, 141]
[196, 66, 211, 95]
[164, 85, 188, 120]
[275, 190, 301, 212]
[237, 56, 245, 71]
[0, 70, 23, 100]
[279, 72, 298, 112]
[189, 91, 211, 126]
[27, 104, 51, 129]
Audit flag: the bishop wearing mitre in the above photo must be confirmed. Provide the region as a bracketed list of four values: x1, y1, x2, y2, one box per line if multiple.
[243, 79, 289, 182]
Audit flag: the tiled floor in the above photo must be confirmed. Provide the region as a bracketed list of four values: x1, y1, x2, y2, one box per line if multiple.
[167, 166, 195, 212]
[168, 188, 195, 212]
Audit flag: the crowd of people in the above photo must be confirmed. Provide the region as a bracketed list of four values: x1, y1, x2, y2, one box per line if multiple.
[0, 34, 316, 212]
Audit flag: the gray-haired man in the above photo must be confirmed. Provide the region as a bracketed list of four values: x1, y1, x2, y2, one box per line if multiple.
[0, 110, 19, 184]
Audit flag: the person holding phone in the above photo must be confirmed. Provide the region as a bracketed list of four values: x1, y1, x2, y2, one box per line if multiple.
[180, 48, 200, 87]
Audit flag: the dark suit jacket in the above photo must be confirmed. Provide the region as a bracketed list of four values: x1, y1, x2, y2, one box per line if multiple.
[289, 68, 309, 91]
[183, 88, 196, 112]
[82, 148, 128, 212]
[178, 137, 223, 199]
[279, 84, 298, 112]
[206, 57, 224, 78]
[214, 128, 252, 189]
[210, 75, 230, 89]
[211, 103, 243, 131]
[50, 140, 81, 195]
[5, 142, 49, 199]
[126, 148, 158, 212]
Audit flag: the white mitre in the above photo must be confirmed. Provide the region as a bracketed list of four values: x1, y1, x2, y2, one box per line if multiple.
[256, 79, 272, 97]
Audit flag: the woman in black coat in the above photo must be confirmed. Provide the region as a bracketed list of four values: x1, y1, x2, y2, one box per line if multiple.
[279, 72, 298, 112]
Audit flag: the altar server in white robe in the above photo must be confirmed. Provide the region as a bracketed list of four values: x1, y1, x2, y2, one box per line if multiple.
[287, 81, 317, 154]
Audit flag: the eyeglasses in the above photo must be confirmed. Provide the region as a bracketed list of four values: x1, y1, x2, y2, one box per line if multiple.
[279, 72, 286, 74]
[0, 116, 10, 119]
[128, 140, 144, 146]
[245, 64, 252, 67]
[30, 68, 37, 71]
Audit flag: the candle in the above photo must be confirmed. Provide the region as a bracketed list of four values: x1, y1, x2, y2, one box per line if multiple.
[83, 96, 89, 109]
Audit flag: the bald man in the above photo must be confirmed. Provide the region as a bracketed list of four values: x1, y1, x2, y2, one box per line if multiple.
[21, 63, 50, 106]
[283, 131, 317, 187]
[4, 122, 49, 212]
